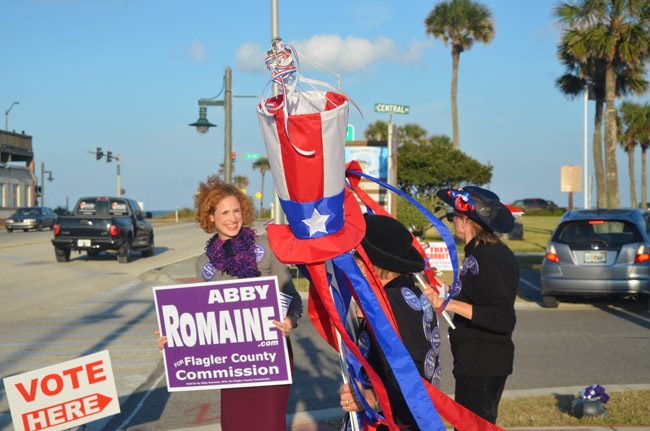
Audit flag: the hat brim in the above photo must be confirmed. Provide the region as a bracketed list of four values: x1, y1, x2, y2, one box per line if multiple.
[437, 188, 515, 234]
[361, 237, 425, 273]
[267, 188, 366, 264]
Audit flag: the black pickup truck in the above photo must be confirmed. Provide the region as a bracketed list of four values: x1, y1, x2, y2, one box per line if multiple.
[52, 196, 155, 263]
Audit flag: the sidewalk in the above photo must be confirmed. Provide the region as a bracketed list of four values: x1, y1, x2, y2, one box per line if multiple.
[149, 257, 650, 431]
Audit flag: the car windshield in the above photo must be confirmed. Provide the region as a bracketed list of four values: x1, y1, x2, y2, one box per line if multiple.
[552, 219, 643, 249]
[14, 208, 40, 216]
[76, 199, 130, 216]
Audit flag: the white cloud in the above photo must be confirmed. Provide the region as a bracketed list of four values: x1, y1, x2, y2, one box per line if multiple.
[188, 41, 207, 64]
[234, 35, 434, 75]
[401, 39, 434, 64]
[235, 42, 267, 73]
[293, 34, 396, 73]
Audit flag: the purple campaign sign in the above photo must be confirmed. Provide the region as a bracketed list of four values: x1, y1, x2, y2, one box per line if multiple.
[153, 276, 292, 391]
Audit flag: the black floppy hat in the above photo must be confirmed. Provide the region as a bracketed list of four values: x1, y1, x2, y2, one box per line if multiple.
[361, 214, 425, 273]
[436, 186, 515, 234]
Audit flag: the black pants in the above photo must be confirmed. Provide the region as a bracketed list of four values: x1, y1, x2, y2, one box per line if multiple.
[454, 374, 508, 426]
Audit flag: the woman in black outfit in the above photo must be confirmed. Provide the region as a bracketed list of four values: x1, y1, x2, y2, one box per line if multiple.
[339, 214, 441, 429]
[427, 186, 519, 425]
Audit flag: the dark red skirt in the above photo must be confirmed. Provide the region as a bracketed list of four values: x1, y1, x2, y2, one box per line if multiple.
[220, 343, 293, 430]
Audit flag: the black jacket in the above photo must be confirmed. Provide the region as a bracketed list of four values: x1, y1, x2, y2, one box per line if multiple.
[360, 274, 439, 428]
[450, 238, 518, 376]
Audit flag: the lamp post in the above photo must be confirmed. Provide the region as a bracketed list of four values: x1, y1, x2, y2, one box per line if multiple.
[5, 101, 19, 131]
[40, 161, 54, 207]
[583, 85, 589, 209]
[190, 67, 233, 183]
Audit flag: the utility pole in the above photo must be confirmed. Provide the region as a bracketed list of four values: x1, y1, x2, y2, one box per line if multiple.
[224, 67, 233, 184]
[271, 0, 284, 225]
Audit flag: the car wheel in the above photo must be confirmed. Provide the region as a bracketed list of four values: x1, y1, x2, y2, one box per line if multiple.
[23, 229, 28, 232]
[141, 236, 155, 258]
[117, 242, 131, 264]
[6, 228, 12, 233]
[54, 247, 71, 263]
[542, 295, 558, 308]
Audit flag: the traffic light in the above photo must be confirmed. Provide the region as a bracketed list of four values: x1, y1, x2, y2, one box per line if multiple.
[96, 147, 104, 160]
[106, 151, 113, 163]
[231, 151, 236, 161]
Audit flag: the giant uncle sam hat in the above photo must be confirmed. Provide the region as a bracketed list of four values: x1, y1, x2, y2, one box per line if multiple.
[257, 89, 365, 264]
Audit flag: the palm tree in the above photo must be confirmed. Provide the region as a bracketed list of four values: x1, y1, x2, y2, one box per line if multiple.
[252, 157, 270, 216]
[618, 102, 645, 207]
[233, 175, 249, 192]
[556, 39, 648, 208]
[555, 0, 650, 208]
[639, 104, 650, 209]
[425, 0, 494, 150]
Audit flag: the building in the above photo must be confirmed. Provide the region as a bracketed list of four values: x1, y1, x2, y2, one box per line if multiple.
[0, 130, 37, 218]
[345, 139, 390, 212]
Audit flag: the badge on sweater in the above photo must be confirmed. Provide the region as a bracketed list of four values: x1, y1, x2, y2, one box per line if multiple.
[202, 262, 216, 281]
[254, 243, 266, 262]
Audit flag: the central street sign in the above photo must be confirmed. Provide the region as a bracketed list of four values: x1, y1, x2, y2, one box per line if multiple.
[374, 103, 410, 115]
[244, 153, 261, 160]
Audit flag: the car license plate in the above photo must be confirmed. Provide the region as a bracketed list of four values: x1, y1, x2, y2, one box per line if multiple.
[584, 251, 606, 263]
[77, 239, 91, 247]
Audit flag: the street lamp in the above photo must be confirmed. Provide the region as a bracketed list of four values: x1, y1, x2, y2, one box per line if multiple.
[5, 101, 19, 131]
[40, 161, 54, 207]
[190, 67, 232, 183]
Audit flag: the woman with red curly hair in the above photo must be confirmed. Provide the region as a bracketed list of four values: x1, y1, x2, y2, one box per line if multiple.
[161, 175, 302, 430]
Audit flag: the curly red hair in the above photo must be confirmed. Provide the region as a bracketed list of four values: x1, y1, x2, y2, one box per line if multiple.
[194, 175, 255, 234]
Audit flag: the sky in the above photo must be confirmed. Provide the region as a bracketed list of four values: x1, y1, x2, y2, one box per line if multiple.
[1, 0, 648, 212]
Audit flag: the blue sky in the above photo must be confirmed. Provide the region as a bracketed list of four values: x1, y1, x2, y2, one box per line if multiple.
[1, 0, 647, 211]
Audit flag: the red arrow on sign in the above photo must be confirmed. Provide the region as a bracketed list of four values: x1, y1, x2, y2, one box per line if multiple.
[21, 393, 112, 431]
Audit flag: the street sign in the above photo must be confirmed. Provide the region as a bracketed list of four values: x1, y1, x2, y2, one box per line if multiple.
[346, 124, 355, 141]
[373, 103, 410, 115]
[4, 351, 120, 431]
[244, 153, 261, 160]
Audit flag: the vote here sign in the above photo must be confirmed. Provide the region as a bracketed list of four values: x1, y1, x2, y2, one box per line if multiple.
[3, 350, 120, 431]
[153, 276, 292, 391]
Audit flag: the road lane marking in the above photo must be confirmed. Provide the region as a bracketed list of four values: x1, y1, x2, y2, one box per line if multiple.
[520, 277, 540, 291]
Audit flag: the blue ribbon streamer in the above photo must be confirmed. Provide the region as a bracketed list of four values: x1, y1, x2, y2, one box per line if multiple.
[333, 253, 446, 431]
[347, 170, 460, 308]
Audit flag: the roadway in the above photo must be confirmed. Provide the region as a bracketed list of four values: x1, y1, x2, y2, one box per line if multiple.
[0, 224, 648, 430]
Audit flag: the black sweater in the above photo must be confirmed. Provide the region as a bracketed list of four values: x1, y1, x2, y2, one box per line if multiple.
[450, 238, 519, 376]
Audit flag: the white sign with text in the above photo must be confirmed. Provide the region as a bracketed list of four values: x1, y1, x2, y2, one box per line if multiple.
[4, 350, 120, 431]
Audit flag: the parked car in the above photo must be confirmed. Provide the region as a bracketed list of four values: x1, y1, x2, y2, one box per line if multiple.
[51, 196, 154, 263]
[541, 208, 650, 309]
[5, 207, 57, 232]
[511, 198, 559, 212]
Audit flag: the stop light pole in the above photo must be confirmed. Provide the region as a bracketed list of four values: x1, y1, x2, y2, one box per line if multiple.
[89, 147, 123, 196]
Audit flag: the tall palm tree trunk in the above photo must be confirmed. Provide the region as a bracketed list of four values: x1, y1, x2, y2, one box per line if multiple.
[627, 145, 637, 208]
[642, 147, 648, 209]
[604, 64, 620, 208]
[593, 100, 607, 208]
[451, 48, 460, 150]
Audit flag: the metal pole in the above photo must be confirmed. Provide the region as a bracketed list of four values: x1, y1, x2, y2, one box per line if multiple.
[116, 155, 122, 196]
[271, 0, 284, 224]
[4, 101, 19, 131]
[386, 114, 394, 215]
[583, 86, 589, 209]
[40, 161, 45, 207]
[225, 67, 233, 184]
